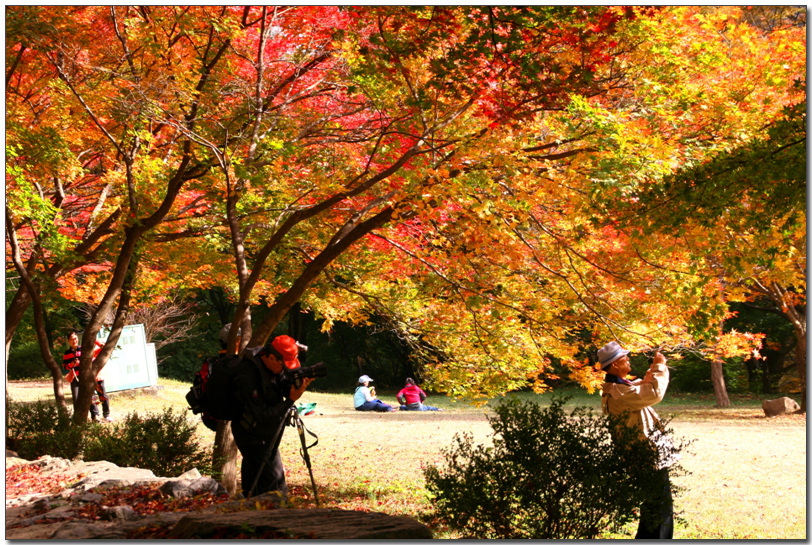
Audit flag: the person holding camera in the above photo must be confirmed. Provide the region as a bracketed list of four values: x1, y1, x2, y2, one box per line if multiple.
[397, 378, 442, 411]
[231, 335, 314, 499]
[353, 375, 397, 412]
[598, 340, 673, 540]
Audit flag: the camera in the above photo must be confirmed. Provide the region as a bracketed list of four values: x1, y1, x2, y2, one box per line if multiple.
[286, 361, 327, 380]
[283, 342, 327, 384]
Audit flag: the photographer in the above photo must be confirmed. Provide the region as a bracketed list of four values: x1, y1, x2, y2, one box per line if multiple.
[598, 341, 673, 539]
[231, 335, 314, 499]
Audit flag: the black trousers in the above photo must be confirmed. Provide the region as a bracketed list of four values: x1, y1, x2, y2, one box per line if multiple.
[70, 379, 110, 419]
[636, 468, 674, 539]
[237, 442, 288, 499]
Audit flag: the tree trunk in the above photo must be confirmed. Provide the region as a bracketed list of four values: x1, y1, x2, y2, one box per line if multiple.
[73, 243, 141, 424]
[5, 216, 66, 407]
[251, 206, 396, 347]
[793, 327, 806, 413]
[213, 421, 240, 496]
[5, 287, 32, 366]
[288, 302, 307, 363]
[710, 356, 730, 408]
[32, 293, 67, 409]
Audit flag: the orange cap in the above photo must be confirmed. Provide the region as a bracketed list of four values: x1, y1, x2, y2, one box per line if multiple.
[271, 335, 301, 370]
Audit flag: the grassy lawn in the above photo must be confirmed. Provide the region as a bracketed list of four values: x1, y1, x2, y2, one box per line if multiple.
[6, 378, 806, 539]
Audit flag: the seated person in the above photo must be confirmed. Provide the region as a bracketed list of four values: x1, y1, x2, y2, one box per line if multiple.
[397, 377, 441, 411]
[354, 375, 397, 412]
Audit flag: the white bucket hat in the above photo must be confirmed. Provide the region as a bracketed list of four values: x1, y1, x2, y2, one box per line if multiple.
[358, 375, 373, 384]
[598, 341, 630, 370]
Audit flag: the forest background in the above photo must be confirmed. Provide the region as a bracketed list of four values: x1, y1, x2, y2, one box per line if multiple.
[5, 5, 806, 493]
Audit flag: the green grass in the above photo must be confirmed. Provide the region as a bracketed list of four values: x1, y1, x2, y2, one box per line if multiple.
[7, 378, 806, 539]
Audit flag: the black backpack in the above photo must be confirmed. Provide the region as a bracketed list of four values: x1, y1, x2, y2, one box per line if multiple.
[186, 354, 243, 430]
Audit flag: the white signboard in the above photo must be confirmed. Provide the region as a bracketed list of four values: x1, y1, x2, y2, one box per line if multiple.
[97, 324, 158, 392]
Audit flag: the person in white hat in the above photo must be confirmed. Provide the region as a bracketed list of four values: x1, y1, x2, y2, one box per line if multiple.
[598, 340, 673, 539]
[353, 375, 397, 412]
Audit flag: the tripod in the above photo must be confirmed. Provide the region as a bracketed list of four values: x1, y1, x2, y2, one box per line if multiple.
[247, 405, 320, 506]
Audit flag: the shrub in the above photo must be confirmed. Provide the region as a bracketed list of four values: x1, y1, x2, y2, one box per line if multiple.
[6, 401, 87, 460]
[424, 396, 686, 539]
[83, 408, 212, 477]
[7, 342, 51, 380]
[7, 402, 212, 478]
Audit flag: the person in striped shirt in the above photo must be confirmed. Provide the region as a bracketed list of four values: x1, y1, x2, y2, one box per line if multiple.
[63, 331, 111, 422]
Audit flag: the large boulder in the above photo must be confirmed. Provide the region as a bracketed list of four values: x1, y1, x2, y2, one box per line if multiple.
[6, 456, 434, 540]
[762, 397, 800, 417]
[168, 508, 433, 539]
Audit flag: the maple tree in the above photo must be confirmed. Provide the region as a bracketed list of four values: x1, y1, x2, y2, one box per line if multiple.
[605, 8, 806, 407]
[637, 97, 806, 408]
[5, 6, 234, 424]
[520, 6, 806, 404]
[141, 5, 650, 490]
[5, 12, 125, 405]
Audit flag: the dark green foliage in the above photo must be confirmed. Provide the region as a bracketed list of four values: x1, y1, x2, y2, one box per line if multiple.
[424, 396, 686, 539]
[157, 335, 220, 381]
[7, 342, 52, 380]
[7, 402, 211, 478]
[645, 96, 805, 236]
[7, 401, 86, 460]
[668, 352, 749, 393]
[84, 408, 212, 477]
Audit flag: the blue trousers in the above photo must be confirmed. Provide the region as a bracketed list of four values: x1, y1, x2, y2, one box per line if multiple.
[400, 402, 440, 411]
[355, 400, 395, 412]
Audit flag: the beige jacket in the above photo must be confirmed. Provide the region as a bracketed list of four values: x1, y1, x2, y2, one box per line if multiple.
[601, 362, 676, 468]
[601, 362, 669, 441]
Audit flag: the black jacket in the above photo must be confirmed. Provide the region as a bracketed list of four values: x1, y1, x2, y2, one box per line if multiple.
[231, 347, 295, 446]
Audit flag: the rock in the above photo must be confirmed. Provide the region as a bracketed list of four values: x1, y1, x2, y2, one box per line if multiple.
[177, 467, 202, 480]
[188, 476, 227, 496]
[5, 456, 434, 540]
[159, 480, 192, 498]
[74, 492, 104, 503]
[66, 462, 162, 492]
[29, 455, 73, 472]
[160, 477, 227, 499]
[101, 505, 139, 521]
[7, 456, 28, 467]
[167, 508, 433, 539]
[762, 397, 800, 417]
[44, 505, 76, 519]
[31, 497, 51, 512]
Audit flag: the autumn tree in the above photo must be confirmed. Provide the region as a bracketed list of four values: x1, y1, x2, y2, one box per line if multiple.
[5, 9, 125, 403]
[639, 98, 806, 408]
[5, 6, 238, 424]
[537, 6, 805, 403]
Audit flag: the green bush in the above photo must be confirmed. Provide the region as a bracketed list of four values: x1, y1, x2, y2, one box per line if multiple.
[7, 341, 51, 380]
[424, 396, 686, 539]
[6, 401, 86, 460]
[7, 402, 212, 478]
[83, 408, 212, 477]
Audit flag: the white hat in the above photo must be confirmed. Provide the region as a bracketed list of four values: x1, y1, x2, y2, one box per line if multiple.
[358, 375, 373, 384]
[598, 341, 630, 369]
